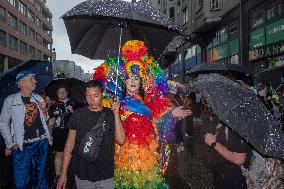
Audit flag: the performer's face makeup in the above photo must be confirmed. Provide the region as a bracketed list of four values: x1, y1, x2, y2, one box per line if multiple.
[85, 87, 103, 111]
[126, 75, 141, 95]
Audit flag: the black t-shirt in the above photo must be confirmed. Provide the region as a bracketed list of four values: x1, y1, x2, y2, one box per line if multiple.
[208, 126, 251, 181]
[22, 97, 45, 140]
[68, 107, 115, 182]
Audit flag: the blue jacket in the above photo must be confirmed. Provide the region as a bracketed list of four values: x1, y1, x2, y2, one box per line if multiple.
[0, 92, 51, 150]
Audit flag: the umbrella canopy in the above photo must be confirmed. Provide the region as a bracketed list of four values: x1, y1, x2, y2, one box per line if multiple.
[0, 60, 53, 110]
[194, 73, 284, 159]
[187, 62, 250, 77]
[44, 78, 86, 104]
[62, 0, 181, 60]
[257, 66, 284, 92]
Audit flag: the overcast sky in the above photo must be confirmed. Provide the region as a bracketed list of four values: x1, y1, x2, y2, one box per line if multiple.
[46, 0, 132, 73]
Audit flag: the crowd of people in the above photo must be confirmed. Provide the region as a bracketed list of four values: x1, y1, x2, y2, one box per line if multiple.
[0, 40, 283, 189]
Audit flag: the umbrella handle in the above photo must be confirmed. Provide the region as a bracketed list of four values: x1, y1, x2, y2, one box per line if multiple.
[114, 25, 123, 99]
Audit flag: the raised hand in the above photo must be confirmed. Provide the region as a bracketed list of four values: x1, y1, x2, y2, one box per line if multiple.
[172, 106, 192, 118]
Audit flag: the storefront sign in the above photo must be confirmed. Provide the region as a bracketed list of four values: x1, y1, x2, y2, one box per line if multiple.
[266, 18, 284, 45]
[212, 43, 229, 61]
[250, 27, 265, 49]
[229, 38, 239, 56]
[249, 40, 284, 61]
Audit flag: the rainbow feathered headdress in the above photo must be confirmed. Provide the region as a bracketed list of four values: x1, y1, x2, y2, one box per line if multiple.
[93, 40, 169, 106]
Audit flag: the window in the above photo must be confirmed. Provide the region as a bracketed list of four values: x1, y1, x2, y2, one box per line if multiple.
[29, 0, 35, 5]
[20, 40, 28, 54]
[277, 2, 282, 15]
[220, 28, 227, 43]
[177, 0, 181, 14]
[36, 17, 41, 28]
[35, 49, 42, 59]
[28, 28, 35, 39]
[228, 19, 239, 39]
[43, 40, 48, 48]
[182, 7, 188, 25]
[251, 7, 264, 29]
[8, 12, 17, 29]
[8, 0, 17, 7]
[266, 7, 275, 21]
[29, 45, 35, 58]
[19, 1, 27, 15]
[19, 21, 27, 35]
[213, 31, 220, 46]
[0, 30, 6, 47]
[36, 33, 42, 45]
[210, 0, 219, 11]
[0, 6, 6, 22]
[9, 35, 18, 51]
[28, 9, 35, 23]
[169, 7, 175, 19]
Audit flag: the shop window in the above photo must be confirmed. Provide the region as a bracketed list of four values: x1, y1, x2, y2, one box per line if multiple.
[8, 12, 17, 29]
[0, 30, 6, 47]
[210, 0, 219, 11]
[8, 0, 17, 8]
[228, 19, 238, 39]
[266, 7, 275, 21]
[20, 41, 28, 55]
[19, 1, 27, 15]
[9, 35, 18, 51]
[220, 28, 227, 43]
[251, 7, 264, 29]
[213, 31, 220, 46]
[0, 6, 6, 22]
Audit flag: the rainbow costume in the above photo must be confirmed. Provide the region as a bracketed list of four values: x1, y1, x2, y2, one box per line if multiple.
[93, 40, 177, 189]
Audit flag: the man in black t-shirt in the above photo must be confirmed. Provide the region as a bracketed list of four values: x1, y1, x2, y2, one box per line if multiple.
[204, 123, 251, 189]
[57, 80, 125, 189]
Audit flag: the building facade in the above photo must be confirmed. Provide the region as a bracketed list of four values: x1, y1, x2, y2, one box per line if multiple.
[53, 60, 85, 80]
[162, 0, 284, 79]
[0, 0, 53, 72]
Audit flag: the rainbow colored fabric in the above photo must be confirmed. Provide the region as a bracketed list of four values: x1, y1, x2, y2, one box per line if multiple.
[93, 40, 177, 189]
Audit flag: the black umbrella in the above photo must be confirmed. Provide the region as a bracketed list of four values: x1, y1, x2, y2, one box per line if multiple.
[44, 78, 85, 104]
[187, 62, 250, 77]
[257, 66, 284, 92]
[0, 60, 53, 110]
[62, 0, 181, 60]
[194, 73, 284, 159]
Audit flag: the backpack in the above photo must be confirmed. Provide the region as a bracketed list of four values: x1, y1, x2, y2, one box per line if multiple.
[241, 150, 284, 189]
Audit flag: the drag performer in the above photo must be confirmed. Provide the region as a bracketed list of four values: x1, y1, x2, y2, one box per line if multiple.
[0, 70, 51, 189]
[93, 40, 192, 188]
